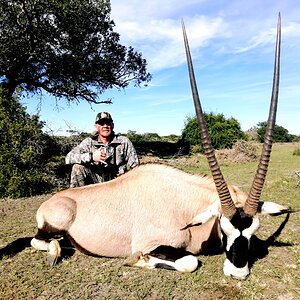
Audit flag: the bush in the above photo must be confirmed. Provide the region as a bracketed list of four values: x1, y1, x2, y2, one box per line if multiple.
[182, 113, 247, 153]
[293, 148, 300, 156]
[256, 121, 294, 143]
[0, 89, 53, 197]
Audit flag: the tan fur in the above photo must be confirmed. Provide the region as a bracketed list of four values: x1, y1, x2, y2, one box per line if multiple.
[35, 164, 248, 257]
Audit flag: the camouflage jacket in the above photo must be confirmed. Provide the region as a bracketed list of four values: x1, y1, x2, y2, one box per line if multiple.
[65, 132, 139, 178]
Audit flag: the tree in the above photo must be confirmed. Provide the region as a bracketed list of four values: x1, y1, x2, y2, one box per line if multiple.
[256, 121, 293, 143]
[0, 88, 54, 197]
[0, 0, 151, 103]
[181, 113, 247, 152]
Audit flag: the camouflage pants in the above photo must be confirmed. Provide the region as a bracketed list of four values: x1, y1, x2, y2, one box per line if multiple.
[69, 164, 104, 188]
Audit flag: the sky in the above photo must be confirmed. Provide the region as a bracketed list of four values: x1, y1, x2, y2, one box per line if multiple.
[23, 0, 300, 136]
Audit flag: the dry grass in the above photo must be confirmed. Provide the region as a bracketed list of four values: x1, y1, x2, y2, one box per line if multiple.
[1, 143, 300, 299]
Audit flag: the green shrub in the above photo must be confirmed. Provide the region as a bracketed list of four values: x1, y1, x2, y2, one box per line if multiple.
[181, 113, 247, 153]
[256, 121, 294, 142]
[0, 89, 53, 197]
[293, 148, 300, 156]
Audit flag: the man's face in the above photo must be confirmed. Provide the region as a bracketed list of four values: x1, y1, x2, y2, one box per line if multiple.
[95, 120, 114, 138]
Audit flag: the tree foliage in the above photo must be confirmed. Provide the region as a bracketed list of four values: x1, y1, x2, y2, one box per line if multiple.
[0, 0, 151, 103]
[181, 113, 247, 152]
[0, 88, 53, 197]
[256, 121, 294, 143]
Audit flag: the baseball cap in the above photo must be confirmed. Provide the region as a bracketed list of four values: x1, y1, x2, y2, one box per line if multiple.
[95, 112, 113, 123]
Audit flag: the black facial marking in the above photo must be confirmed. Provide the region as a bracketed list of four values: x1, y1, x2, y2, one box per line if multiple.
[222, 208, 255, 268]
[226, 236, 249, 268]
[230, 208, 253, 231]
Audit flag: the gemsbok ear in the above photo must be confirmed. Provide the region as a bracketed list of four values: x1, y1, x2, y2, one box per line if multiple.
[181, 201, 220, 230]
[257, 201, 294, 216]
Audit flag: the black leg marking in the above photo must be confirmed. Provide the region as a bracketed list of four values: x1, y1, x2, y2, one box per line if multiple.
[148, 245, 194, 262]
[34, 222, 66, 241]
[148, 245, 200, 272]
[154, 263, 176, 271]
[124, 246, 199, 272]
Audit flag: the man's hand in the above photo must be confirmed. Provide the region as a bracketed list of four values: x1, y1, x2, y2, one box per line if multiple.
[92, 148, 107, 163]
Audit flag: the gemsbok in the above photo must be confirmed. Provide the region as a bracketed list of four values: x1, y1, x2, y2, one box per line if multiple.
[31, 14, 292, 279]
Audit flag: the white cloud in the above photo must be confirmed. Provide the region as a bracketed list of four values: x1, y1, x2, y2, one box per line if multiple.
[233, 28, 276, 54]
[232, 19, 300, 54]
[111, 11, 226, 71]
[110, 1, 300, 71]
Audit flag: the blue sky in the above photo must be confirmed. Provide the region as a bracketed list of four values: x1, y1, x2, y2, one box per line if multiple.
[23, 0, 300, 136]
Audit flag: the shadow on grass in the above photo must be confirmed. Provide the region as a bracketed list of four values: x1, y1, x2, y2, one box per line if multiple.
[0, 237, 32, 259]
[249, 213, 294, 267]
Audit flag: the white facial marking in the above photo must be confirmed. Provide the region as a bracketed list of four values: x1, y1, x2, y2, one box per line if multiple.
[220, 215, 234, 235]
[220, 215, 240, 251]
[223, 258, 249, 280]
[221, 213, 259, 279]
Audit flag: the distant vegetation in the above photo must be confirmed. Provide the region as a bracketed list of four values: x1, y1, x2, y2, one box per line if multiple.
[181, 113, 247, 152]
[256, 121, 298, 143]
[0, 91, 299, 198]
[0, 89, 53, 198]
[293, 148, 300, 156]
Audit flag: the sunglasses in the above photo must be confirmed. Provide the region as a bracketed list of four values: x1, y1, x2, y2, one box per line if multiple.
[96, 120, 113, 126]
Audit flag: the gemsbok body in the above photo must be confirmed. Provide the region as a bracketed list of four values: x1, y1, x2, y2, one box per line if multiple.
[31, 14, 292, 279]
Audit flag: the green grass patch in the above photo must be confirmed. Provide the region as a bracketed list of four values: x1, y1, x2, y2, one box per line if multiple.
[1, 143, 300, 299]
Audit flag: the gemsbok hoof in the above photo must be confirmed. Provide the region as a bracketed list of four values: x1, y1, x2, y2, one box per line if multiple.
[47, 240, 61, 266]
[123, 251, 144, 267]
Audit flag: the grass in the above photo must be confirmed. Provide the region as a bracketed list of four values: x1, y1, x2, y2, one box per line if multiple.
[1, 143, 300, 299]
